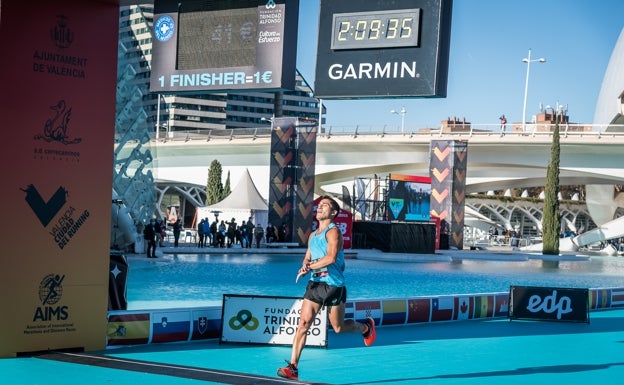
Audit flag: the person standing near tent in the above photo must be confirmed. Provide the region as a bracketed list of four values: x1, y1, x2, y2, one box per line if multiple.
[217, 220, 227, 247]
[202, 217, 211, 247]
[226, 218, 237, 247]
[172, 219, 182, 248]
[210, 219, 218, 247]
[197, 219, 205, 248]
[254, 225, 264, 248]
[245, 218, 254, 248]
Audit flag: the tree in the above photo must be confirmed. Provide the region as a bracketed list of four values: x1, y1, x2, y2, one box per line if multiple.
[206, 160, 224, 205]
[542, 121, 561, 255]
[223, 170, 232, 200]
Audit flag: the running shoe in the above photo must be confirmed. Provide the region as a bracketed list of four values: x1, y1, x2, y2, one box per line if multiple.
[277, 361, 298, 380]
[363, 317, 376, 346]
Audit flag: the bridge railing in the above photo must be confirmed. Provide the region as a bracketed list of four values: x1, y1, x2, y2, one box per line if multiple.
[149, 124, 624, 142]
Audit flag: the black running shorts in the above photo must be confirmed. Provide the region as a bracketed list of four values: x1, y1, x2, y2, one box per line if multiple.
[304, 281, 347, 306]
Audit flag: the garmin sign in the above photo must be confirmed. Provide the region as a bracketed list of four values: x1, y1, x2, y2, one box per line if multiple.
[509, 286, 589, 323]
[314, 0, 452, 99]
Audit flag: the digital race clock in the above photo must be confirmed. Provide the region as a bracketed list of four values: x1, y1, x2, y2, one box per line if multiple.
[314, 0, 452, 99]
[331, 9, 421, 50]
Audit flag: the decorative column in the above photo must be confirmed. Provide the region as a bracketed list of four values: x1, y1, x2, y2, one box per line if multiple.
[268, 118, 317, 246]
[429, 140, 468, 250]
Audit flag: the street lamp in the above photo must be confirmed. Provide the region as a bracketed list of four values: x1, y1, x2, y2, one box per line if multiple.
[390, 106, 407, 134]
[521, 49, 546, 132]
[155, 93, 168, 139]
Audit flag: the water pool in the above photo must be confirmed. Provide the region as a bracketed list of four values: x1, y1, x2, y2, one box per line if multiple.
[125, 253, 624, 309]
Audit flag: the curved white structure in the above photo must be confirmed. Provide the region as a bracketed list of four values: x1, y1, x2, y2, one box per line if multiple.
[586, 27, 624, 232]
[594, 28, 624, 129]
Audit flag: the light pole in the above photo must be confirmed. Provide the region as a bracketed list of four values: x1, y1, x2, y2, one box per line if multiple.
[390, 106, 406, 133]
[155, 94, 167, 139]
[521, 49, 546, 132]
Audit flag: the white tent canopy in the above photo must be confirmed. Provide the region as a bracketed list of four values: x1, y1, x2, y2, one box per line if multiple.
[196, 168, 268, 228]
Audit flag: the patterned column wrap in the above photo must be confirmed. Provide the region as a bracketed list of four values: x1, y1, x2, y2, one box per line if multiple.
[294, 126, 317, 246]
[429, 140, 468, 249]
[268, 118, 316, 246]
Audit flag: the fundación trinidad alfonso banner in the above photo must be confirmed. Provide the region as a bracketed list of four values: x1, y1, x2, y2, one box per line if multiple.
[0, 0, 119, 357]
[221, 294, 327, 347]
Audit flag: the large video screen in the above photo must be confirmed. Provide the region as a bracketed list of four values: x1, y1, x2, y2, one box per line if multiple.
[387, 173, 431, 221]
[150, 0, 299, 93]
[176, 2, 258, 69]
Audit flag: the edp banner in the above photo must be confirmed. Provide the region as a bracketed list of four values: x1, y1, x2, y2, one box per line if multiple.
[510, 286, 589, 323]
[220, 294, 327, 346]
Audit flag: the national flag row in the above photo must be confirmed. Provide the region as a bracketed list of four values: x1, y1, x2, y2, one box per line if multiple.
[105, 287, 624, 347]
[344, 293, 510, 326]
[589, 287, 624, 309]
[107, 307, 222, 346]
[344, 287, 624, 326]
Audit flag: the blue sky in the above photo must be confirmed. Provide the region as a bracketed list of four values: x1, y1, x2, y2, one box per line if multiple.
[295, 0, 624, 130]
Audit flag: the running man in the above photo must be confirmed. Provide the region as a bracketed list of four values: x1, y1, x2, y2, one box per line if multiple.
[277, 196, 376, 380]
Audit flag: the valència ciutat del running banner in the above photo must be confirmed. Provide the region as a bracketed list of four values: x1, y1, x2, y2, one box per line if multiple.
[0, 0, 118, 357]
[220, 294, 328, 346]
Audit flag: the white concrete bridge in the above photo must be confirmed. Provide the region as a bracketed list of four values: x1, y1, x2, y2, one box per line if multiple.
[148, 126, 624, 198]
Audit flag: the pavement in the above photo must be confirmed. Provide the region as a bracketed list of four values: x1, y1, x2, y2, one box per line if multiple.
[5, 246, 622, 384]
[4, 307, 624, 385]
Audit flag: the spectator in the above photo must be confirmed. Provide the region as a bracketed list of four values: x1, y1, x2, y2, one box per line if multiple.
[197, 218, 205, 248]
[266, 223, 276, 244]
[172, 219, 182, 247]
[254, 225, 265, 248]
[143, 219, 157, 258]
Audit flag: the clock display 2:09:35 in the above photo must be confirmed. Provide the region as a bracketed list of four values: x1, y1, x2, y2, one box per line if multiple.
[331, 8, 421, 50]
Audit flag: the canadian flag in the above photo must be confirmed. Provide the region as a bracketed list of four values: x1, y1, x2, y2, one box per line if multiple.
[453, 296, 473, 320]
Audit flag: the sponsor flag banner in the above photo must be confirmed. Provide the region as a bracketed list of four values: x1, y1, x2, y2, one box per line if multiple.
[494, 293, 510, 317]
[191, 308, 222, 341]
[221, 294, 327, 347]
[610, 288, 624, 308]
[453, 296, 473, 320]
[382, 299, 406, 325]
[473, 295, 494, 319]
[107, 313, 150, 346]
[354, 300, 382, 325]
[431, 296, 454, 321]
[407, 298, 431, 323]
[152, 310, 191, 343]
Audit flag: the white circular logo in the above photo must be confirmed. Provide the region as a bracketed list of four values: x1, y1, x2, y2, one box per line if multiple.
[154, 15, 175, 42]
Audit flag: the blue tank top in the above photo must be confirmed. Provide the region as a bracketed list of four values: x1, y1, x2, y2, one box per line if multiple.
[309, 223, 345, 287]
